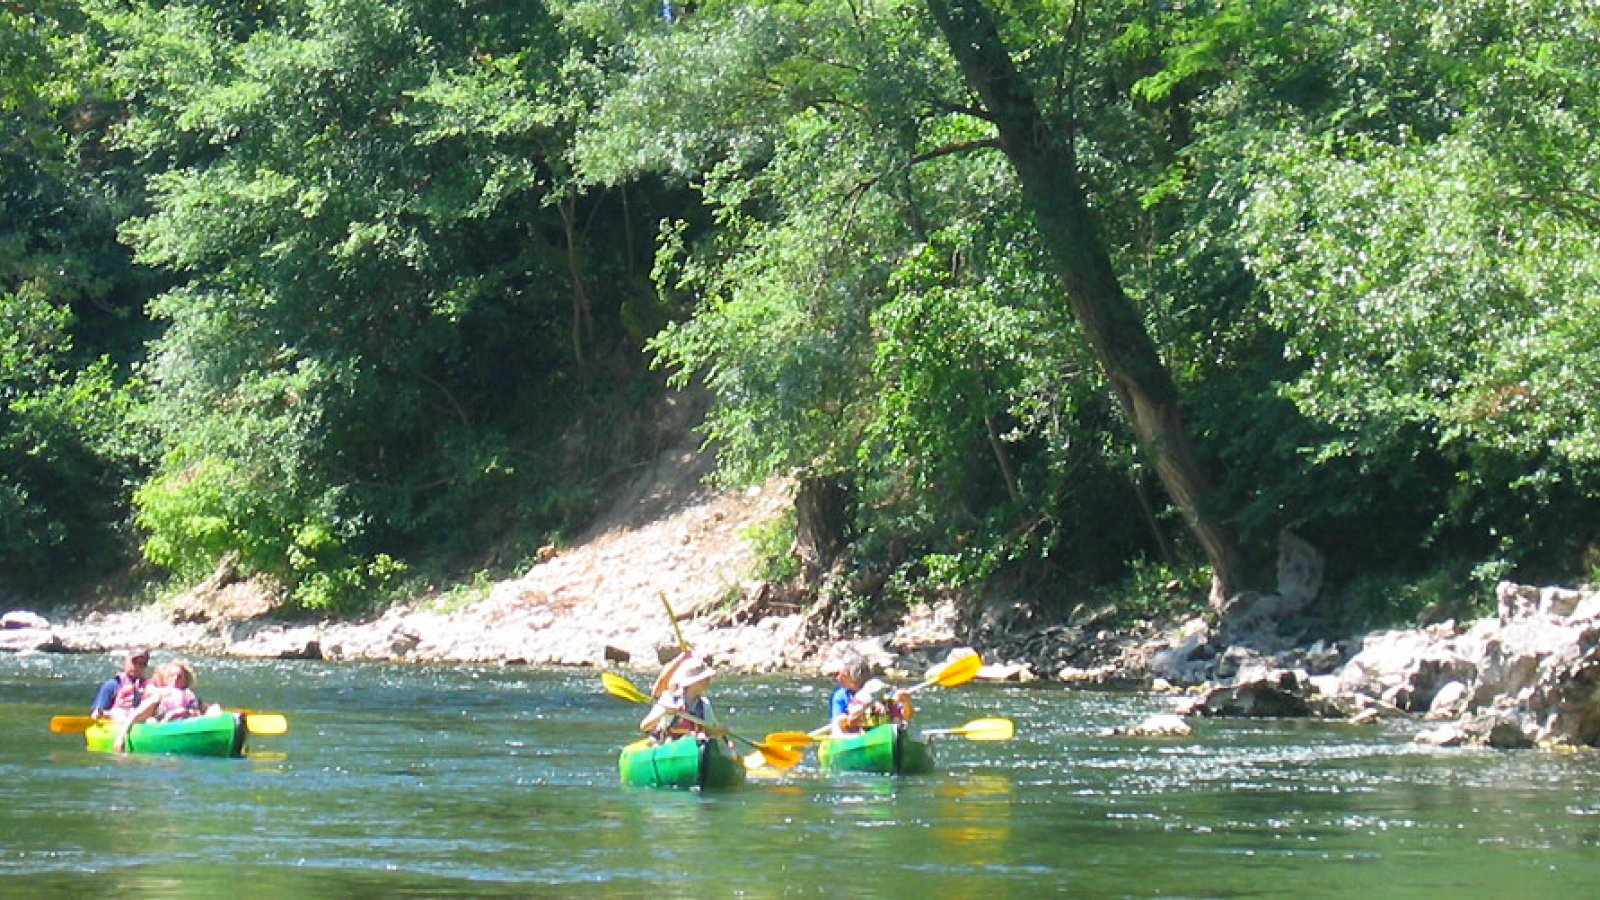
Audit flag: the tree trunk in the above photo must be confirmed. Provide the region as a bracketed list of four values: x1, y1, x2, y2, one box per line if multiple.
[984, 414, 1022, 505]
[557, 196, 594, 364]
[924, 0, 1245, 607]
[794, 475, 850, 582]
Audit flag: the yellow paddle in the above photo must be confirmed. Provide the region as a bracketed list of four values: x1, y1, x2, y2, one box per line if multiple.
[49, 711, 289, 735]
[600, 672, 801, 770]
[232, 711, 290, 735]
[771, 718, 1013, 745]
[770, 652, 987, 747]
[908, 652, 983, 693]
[659, 591, 689, 652]
[920, 717, 1015, 741]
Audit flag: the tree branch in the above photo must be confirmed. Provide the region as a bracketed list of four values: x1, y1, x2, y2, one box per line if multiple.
[843, 138, 1003, 205]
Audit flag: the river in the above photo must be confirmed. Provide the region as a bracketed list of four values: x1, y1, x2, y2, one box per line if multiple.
[3, 653, 1598, 897]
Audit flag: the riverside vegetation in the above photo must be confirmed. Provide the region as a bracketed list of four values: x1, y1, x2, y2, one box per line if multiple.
[4, 2, 1600, 746]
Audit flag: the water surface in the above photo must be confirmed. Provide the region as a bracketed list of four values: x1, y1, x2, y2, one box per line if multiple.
[4, 653, 1598, 897]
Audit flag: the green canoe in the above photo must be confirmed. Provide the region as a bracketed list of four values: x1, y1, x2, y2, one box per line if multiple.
[84, 712, 247, 757]
[619, 735, 747, 789]
[817, 723, 935, 775]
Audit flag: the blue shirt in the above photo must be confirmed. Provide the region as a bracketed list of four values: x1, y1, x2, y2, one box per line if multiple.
[830, 686, 854, 721]
[91, 676, 124, 714]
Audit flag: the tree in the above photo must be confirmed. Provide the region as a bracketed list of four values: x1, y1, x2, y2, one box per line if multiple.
[103, 0, 650, 606]
[0, 1, 150, 592]
[578, 1, 1190, 601]
[1228, 0, 1600, 582]
[923, 0, 1245, 606]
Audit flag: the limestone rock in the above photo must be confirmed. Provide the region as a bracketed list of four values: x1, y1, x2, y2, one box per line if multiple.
[2, 610, 49, 630]
[1192, 676, 1320, 718]
[1276, 530, 1324, 612]
[1104, 713, 1193, 737]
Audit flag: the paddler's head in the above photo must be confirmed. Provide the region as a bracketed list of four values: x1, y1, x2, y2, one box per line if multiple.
[123, 648, 151, 677]
[671, 655, 716, 698]
[836, 654, 872, 692]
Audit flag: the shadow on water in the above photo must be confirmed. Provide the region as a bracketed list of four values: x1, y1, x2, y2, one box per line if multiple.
[4, 654, 1600, 897]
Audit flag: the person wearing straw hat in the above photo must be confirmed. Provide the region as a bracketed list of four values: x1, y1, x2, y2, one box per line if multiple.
[640, 653, 728, 743]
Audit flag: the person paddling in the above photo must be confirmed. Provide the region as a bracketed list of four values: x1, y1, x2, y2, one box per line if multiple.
[829, 654, 912, 737]
[90, 648, 149, 722]
[640, 653, 728, 743]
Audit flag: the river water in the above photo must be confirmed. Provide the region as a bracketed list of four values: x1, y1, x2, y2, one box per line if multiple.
[3, 653, 1598, 897]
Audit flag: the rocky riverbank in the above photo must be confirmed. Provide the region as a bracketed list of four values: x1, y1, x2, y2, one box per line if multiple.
[5, 422, 1599, 750]
[8, 573, 1600, 752]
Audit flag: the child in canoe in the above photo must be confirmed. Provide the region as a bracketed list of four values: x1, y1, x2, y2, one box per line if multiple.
[640, 653, 729, 743]
[829, 654, 912, 737]
[113, 660, 223, 751]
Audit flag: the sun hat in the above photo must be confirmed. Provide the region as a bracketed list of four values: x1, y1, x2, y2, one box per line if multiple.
[124, 647, 151, 662]
[670, 655, 717, 690]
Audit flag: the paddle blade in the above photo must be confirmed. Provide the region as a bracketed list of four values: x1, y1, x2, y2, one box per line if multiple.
[601, 672, 652, 705]
[763, 730, 820, 748]
[750, 742, 803, 769]
[919, 652, 982, 690]
[49, 715, 96, 734]
[958, 717, 1015, 741]
[923, 717, 1015, 741]
[244, 713, 288, 735]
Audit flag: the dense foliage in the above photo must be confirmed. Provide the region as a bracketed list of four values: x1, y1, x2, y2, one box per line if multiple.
[2, 0, 1597, 626]
[1, 2, 150, 591]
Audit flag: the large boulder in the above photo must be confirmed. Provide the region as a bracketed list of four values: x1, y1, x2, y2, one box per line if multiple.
[1276, 530, 1324, 612]
[1334, 624, 1474, 712]
[1335, 582, 1600, 748]
[1187, 671, 1332, 718]
[0, 610, 60, 653]
[2, 610, 49, 630]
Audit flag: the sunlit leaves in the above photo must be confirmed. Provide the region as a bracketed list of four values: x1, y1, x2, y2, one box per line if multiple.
[104, 0, 600, 606]
[1228, 0, 1600, 574]
[0, 3, 150, 591]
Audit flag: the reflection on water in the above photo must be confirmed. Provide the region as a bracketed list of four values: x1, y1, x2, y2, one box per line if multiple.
[3, 654, 1600, 897]
[929, 774, 1015, 863]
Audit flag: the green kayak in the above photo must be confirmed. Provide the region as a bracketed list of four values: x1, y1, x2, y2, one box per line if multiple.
[619, 736, 747, 789]
[84, 712, 247, 757]
[817, 723, 935, 775]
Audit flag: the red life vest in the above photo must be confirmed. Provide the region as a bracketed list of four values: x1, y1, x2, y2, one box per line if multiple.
[111, 673, 144, 711]
[653, 694, 712, 740]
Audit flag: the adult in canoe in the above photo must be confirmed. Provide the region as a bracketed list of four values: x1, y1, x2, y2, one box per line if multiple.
[89, 648, 149, 722]
[625, 654, 747, 788]
[604, 669, 799, 780]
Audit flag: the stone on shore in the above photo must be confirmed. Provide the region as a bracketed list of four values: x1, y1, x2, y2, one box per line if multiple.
[0, 610, 59, 653]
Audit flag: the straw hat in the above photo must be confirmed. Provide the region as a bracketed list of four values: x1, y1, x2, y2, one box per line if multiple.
[670, 655, 716, 690]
